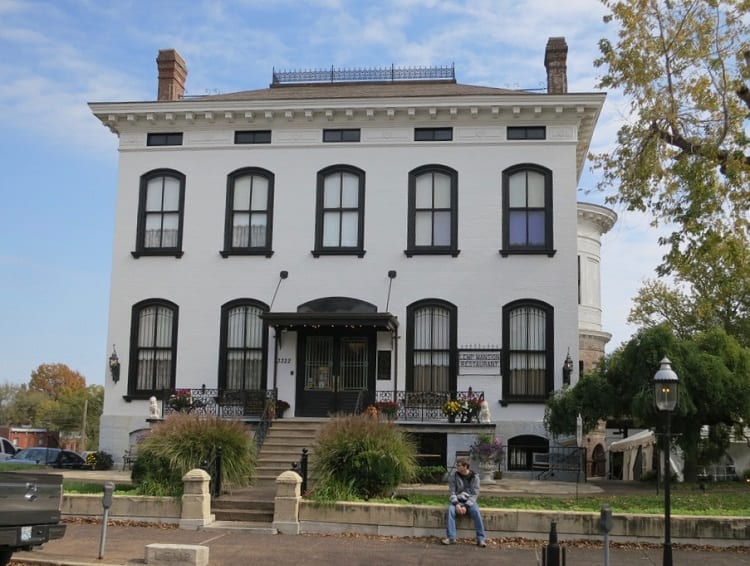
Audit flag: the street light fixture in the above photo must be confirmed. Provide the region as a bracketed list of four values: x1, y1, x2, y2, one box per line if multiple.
[653, 356, 679, 566]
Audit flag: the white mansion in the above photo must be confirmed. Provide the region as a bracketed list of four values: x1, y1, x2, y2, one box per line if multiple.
[90, 37, 616, 470]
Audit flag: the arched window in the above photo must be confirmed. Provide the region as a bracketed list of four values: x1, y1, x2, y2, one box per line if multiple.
[222, 168, 274, 256]
[218, 299, 269, 391]
[128, 299, 178, 397]
[501, 164, 554, 256]
[502, 299, 553, 401]
[133, 169, 185, 257]
[406, 165, 458, 256]
[313, 165, 365, 256]
[406, 299, 457, 392]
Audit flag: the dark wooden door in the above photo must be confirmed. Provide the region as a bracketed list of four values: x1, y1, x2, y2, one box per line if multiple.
[296, 330, 375, 417]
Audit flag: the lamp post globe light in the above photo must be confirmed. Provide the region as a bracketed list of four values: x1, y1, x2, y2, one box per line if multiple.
[653, 357, 679, 566]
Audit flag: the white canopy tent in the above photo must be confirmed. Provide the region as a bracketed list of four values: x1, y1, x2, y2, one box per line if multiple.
[609, 429, 655, 481]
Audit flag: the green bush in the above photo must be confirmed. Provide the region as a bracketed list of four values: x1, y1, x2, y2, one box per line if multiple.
[415, 465, 447, 484]
[311, 414, 418, 500]
[85, 450, 114, 470]
[132, 413, 256, 496]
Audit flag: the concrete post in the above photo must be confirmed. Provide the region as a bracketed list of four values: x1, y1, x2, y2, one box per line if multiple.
[180, 468, 214, 529]
[273, 470, 302, 534]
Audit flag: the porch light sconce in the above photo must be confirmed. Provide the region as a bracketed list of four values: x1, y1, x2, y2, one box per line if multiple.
[109, 345, 121, 383]
[386, 270, 397, 311]
[270, 270, 289, 309]
[562, 350, 573, 386]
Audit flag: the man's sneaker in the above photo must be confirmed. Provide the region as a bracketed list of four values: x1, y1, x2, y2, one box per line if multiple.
[477, 539, 487, 547]
[441, 538, 456, 545]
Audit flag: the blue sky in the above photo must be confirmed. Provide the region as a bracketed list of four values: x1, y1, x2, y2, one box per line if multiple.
[0, 0, 664, 386]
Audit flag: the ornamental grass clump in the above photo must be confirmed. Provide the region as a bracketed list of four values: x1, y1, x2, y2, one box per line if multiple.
[311, 413, 418, 500]
[132, 412, 256, 496]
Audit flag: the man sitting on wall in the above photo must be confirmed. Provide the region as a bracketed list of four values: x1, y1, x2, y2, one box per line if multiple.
[442, 457, 487, 547]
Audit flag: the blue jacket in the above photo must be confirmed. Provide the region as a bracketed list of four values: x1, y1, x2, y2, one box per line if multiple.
[448, 468, 480, 507]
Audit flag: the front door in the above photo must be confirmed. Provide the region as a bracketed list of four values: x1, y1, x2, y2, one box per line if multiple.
[296, 329, 375, 417]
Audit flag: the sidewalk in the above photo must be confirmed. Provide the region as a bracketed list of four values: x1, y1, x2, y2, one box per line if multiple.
[10, 522, 749, 565]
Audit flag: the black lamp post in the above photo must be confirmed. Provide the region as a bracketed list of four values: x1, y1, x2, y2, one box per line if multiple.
[109, 345, 121, 383]
[653, 356, 679, 566]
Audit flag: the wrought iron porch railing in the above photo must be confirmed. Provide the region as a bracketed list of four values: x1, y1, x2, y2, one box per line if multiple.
[158, 388, 486, 423]
[160, 388, 277, 419]
[373, 389, 485, 423]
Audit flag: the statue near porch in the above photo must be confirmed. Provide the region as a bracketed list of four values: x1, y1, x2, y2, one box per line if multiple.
[149, 396, 159, 419]
[478, 400, 492, 423]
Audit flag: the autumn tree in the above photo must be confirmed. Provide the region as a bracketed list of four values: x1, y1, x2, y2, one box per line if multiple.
[29, 363, 86, 400]
[592, 0, 750, 344]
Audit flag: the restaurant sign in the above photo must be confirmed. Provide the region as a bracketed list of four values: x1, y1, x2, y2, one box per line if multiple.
[458, 350, 501, 375]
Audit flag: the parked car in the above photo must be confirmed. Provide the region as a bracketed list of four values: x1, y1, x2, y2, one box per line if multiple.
[0, 437, 17, 461]
[9, 448, 91, 469]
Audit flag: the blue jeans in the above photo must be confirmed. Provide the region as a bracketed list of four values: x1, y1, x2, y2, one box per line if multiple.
[446, 503, 485, 542]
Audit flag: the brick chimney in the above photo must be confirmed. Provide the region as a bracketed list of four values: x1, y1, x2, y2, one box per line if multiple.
[544, 37, 568, 94]
[156, 49, 187, 101]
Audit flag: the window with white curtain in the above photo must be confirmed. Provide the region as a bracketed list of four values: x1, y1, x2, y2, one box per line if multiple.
[134, 169, 185, 257]
[313, 165, 365, 256]
[407, 300, 457, 392]
[501, 164, 554, 255]
[129, 299, 178, 396]
[219, 300, 268, 391]
[502, 300, 553, 401]
[222, 168, 274, 256]
[406, 165, 458, 256]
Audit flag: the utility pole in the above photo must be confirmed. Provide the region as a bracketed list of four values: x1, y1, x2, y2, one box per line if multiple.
[81, 398, 88, 451]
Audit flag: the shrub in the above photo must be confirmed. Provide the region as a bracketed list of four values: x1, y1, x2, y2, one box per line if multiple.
[132, 413, 256, 496]
[416, 465, 447, 484]
[311, 414, 418, 500]
[85, 451, 114, 471]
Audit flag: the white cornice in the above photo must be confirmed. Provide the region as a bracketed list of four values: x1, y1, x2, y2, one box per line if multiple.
[90, 92, 605, 181]
[577, 202, 618, 235]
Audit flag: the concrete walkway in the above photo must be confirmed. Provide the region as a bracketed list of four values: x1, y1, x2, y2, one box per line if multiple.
[12, 470, 746, 565]
[10, 522, 749, 566]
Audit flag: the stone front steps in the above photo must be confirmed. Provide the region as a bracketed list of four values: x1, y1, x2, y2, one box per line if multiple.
[210, 418, 324, 525]
[254, 418, 324, 487]
[210, 485, 275, 523]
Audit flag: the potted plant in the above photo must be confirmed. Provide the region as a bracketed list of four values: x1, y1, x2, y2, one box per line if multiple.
[168, 389, 204, 413]
[442, 399, 462, 423]
[373, 400, 400, 419]
[275, 399, 290, 418]
[460, 395, 483, 423]
[469, 433, 503, 483]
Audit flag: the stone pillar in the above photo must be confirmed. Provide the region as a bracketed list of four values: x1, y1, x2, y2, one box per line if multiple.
[273, 470, 302, 535]
[180, 468, 214, 529]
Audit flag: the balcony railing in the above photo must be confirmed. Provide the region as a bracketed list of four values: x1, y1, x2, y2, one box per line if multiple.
[156, 388, 485, 424]
[160, 388, 277, 418]
[373, 389, 485, 423]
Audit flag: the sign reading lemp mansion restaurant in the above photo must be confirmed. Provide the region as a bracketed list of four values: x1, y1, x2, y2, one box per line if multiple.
[458, 349, 502, 375]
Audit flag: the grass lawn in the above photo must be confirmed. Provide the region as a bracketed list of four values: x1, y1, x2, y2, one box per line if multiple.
[385, 482, 750, 517]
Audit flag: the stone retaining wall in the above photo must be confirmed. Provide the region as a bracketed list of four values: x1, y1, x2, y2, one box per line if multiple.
[61, 471, 750, 546]
[63, 494, 181, 524]
[297, 501, 750, 546]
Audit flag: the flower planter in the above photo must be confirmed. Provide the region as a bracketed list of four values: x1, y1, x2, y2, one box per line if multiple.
[478, 460, 496, 484]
